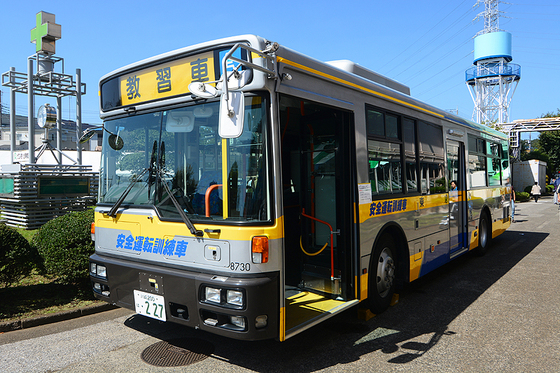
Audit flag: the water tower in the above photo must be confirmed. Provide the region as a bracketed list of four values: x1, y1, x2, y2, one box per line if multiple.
[465, 0, 521, 126]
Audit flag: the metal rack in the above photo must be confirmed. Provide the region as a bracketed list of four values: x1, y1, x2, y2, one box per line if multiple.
[0, 164, 97, 229]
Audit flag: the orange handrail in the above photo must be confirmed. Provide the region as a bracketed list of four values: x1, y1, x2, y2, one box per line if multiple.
[205, 184, 222, 217]
[301, 208, 335, 280]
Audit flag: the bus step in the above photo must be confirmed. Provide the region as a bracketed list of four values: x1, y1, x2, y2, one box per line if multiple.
[300, 264, 341, 297]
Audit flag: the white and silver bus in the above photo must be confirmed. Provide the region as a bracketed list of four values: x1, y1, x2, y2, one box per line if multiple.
[88, 35, 511, 341]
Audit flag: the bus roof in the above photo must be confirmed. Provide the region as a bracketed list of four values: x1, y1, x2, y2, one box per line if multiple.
[99, 34, 507, 141]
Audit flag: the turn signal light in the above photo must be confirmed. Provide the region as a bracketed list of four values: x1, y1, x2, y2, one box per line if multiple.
[251, 236, 269, 263]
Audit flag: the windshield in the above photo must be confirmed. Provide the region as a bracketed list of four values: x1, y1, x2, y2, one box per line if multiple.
[98, 94, 270, 223]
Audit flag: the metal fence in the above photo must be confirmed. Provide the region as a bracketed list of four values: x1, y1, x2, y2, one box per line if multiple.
[0, 164, 97, 229]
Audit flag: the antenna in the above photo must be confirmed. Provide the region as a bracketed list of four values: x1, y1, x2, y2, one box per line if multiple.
[466, 0, 521, 127]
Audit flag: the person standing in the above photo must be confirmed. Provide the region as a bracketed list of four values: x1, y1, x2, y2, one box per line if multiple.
[531, 182, 542, 203]
[554, 178, 560, 204]
[506, 178, 515, 222]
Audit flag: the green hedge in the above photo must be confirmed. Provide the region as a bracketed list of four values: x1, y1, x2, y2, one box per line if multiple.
[0, 223, 41, 285]
[516, 192, 531, 202]
[32, 209, 95, 285]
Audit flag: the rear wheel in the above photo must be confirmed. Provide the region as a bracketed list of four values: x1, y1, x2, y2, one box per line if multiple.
[474, 211, 491, 256]
[368, 234, 397, 314]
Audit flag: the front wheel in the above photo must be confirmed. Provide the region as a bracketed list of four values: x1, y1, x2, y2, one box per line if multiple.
[368, 234, 397, 314]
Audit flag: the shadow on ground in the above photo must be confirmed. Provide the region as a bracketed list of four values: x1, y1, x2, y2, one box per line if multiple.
[124, 229, 545, 372]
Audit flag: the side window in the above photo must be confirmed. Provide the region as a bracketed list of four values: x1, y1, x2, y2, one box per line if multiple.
[468, 135, 487, 188]
[469, 154, 486, 187]
[368, 140, 402, 195]
[366, 106, 403, 197]
[501, 141, 510, 181]
[366, 108, 400, 139]
[487, 142, 501, 186]
[386, 114, 399, 139]
[367, 109, 384, 137]
[403, 118, 418, 193]
[418, 121, 445, 194]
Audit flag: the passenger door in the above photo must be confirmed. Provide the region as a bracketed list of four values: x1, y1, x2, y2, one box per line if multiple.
[447, 140, 468, 256]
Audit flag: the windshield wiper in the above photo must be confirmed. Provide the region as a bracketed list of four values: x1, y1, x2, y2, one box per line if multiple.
[156, 169, 203, 237]
[107, 168, 149, 217]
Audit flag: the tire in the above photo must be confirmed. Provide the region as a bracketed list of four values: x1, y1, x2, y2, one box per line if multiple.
[474, 211, 491, 256]
[368, 234, 397, 314]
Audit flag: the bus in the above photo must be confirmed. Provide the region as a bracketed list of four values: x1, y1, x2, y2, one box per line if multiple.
[87, 35, 512, 341]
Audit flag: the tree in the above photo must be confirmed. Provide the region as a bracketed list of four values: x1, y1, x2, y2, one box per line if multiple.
[536, 109, 560, 175]
[538, 132, 560, 175]
[521, 149, 549, 164]
[541, 109, 560, 119]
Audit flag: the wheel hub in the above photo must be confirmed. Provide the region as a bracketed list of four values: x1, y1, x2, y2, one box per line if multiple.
[376, 247, 395, 297]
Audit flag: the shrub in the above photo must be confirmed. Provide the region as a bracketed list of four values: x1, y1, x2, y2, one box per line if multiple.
[32, 209, 94, 285]
[546, 184, 554, 194]
[516, 191, 531, 202]
[0, 223, 41, 285]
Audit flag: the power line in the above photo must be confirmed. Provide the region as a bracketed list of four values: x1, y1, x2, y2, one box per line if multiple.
[413, 50, 474, 94]
[509, 2, 560, 6]
[397, 26, 474, 85]
[380, 0, 472, 74]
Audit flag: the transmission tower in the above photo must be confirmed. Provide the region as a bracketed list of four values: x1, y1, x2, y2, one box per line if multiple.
[465, 0, 521, 126]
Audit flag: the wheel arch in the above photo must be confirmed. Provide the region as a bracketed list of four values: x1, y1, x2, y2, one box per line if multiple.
[370, 222, 410, 287]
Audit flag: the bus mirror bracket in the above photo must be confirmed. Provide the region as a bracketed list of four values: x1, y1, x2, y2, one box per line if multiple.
[217, 41, 278, 139]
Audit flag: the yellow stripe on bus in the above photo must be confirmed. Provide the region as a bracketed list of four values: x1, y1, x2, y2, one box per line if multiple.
[94, 211, 285, 240]
[358, 194, 448, 224]
[279, 306, 286, 342]
[409, 250, 424, 282]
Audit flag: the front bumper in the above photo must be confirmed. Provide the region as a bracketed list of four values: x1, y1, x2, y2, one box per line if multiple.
[89, 253, 279, 341]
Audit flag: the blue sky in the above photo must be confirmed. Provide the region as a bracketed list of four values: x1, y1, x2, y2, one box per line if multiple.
[1, 0, 558, 137]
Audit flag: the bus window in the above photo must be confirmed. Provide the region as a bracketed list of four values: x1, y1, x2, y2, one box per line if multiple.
[487, 142, 502, 186]
[418, 121, 444, 194]
[368, 140, 402, 195]
[385, 114, 399, 139]
[366, 109, 384, 137]
[469, 154, 487, 187]
[98, 95, 270, 222]
[468, 135, 489, 188]
[501, 141, 510, 181]
[403, 117, 417, 193]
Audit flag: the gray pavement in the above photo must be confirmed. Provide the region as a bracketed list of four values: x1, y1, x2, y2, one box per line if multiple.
[0, 196, 559, 372]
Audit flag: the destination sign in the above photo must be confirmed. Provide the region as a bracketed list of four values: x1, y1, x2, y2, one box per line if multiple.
[100, 47, 248, 111]
[120, 51, 215, 106]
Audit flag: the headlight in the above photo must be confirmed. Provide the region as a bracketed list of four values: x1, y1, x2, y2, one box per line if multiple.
[227, 290, 243, 307]
[91, 263, 107, 279]
[96, 265, 107, 279]
[205, 287, 221, 304]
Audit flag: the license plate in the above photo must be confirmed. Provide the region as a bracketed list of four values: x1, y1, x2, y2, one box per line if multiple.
[134, 290, 166, 322]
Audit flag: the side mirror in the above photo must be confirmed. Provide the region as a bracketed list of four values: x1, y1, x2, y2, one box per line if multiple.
[108, 134, 124, 151]
[219, 91, 244, 138]
[79, 128, 96, 143]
